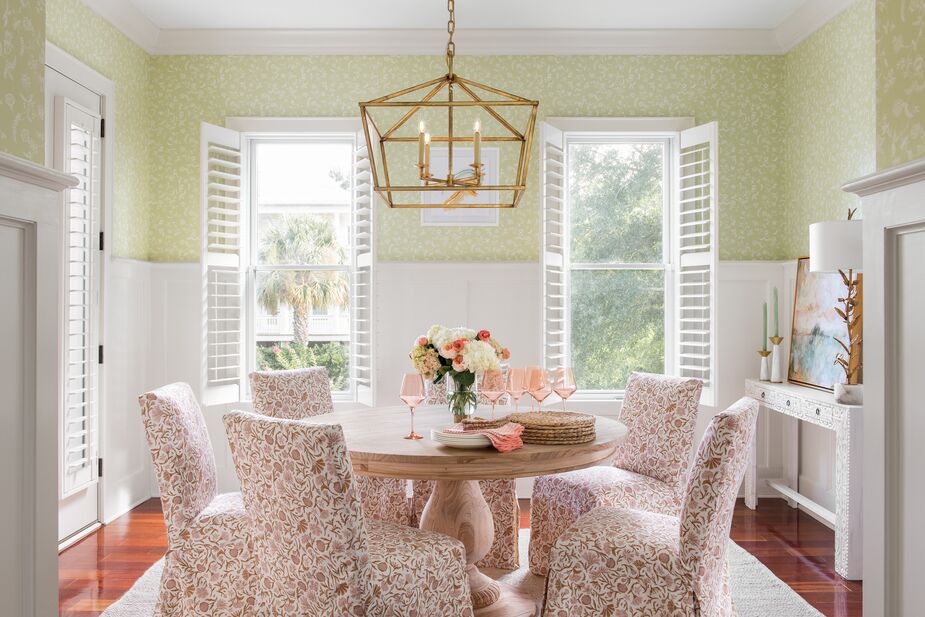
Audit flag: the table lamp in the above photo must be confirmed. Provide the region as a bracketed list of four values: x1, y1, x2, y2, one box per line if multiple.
[808, 209, 863, 404]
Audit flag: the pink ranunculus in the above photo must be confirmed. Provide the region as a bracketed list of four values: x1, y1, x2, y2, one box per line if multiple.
[501, 347, 511, 360]
[478, 329, 491, 341]
[416, 336, 429, 346]
[441, 344, 458, 359]
[452, 338, 466, 351]
[272, 346, 281, 354]
[452, 354, 465, 367]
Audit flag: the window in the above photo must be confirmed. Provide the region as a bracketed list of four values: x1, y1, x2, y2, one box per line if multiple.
[201, 120, 374, 405]
[542, 119, 718, 403]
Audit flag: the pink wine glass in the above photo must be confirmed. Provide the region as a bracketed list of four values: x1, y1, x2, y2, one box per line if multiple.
[400, 373, 426, 440]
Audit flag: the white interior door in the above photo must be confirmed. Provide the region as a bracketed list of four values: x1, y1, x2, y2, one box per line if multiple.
[46, 69, 103, 543]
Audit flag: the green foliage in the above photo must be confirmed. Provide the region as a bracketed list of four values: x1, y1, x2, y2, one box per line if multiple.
[567, 142, 666, 391]
[256, 341, 349, 391]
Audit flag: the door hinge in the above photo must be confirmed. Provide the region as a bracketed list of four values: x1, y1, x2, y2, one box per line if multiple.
[99, 231, 104, 251]
[97, 458, 103, 478]
[101, 118, 105, 139]
[98, 345, 104, 365]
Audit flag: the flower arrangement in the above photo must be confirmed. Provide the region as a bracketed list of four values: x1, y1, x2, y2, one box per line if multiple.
[410, 325, 510, 420]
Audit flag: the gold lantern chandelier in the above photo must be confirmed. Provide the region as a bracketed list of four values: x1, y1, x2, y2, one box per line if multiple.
[359, 0, 539, 208]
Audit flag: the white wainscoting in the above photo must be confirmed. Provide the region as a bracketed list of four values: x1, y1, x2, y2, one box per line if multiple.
[102, 259, 835, 513]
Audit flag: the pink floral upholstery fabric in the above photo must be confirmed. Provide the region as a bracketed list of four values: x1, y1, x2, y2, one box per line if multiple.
[528, 372, 702, 576]
[411, 478, 520, 570]
[223, 410, 473, 616]
[138, 383, 259, 616]
[249, 367, 333, 419]
[249, 367, 410, 526]
[543, 397, 759, 617]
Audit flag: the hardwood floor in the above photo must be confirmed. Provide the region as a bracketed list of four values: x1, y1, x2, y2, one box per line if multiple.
[60, 497, 861, 616]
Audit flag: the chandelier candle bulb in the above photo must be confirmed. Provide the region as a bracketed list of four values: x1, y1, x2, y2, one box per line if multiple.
[473, 119, 481, 168]
[418, 121, 426, 167]
[424, 132, 431, 173]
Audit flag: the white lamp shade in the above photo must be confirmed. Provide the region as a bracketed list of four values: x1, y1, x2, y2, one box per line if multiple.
[809, 219, 863, 272]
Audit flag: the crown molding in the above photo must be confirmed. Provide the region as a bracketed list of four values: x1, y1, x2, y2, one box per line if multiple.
[774, 0, 857, 51]
[83, 0, 856, 57]
[82, 0, 160, 53]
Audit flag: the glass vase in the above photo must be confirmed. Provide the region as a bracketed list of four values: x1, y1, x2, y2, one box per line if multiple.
[446, 371, 478, 423]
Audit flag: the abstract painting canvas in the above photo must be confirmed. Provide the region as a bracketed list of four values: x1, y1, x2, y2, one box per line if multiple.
[788, 257, 850, 391]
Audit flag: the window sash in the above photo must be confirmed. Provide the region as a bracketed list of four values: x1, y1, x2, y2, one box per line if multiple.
[563, 133, 675, 398]
[245, 134, 357, 402]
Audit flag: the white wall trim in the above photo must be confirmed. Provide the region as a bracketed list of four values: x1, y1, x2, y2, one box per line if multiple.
[842, 157, 925, 197]
[226, 116, 361, 134]
[546, 116, 695, 133]
[773, 0, 858, 51]
[0, 152, 76, 192]
[82, 0, 858, 56]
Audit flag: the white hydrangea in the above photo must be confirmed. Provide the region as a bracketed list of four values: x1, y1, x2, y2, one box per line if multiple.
[426, 324, 445, 343]
[460, 340, 501, 373]
[431, 325, 476, 350]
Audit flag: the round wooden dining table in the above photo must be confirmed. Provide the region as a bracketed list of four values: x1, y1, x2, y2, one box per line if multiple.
[309, 405, 628, 617]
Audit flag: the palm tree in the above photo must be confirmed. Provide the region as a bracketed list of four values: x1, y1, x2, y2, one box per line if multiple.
[257, 216, 349, 345]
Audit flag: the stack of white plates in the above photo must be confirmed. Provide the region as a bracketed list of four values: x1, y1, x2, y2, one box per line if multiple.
[430, 429, 492, 449]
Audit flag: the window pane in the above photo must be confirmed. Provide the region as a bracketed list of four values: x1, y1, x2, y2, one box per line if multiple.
[570, 269, 664, 390]
[568, 141, 665, 264]
[255, 142, 352, 205]
[254, 269, 350, 391]
[256, 212, 350, 265]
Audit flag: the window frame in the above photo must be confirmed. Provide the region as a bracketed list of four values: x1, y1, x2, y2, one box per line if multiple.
[553, 119, 692, 401]
[238, 127, 361, 403]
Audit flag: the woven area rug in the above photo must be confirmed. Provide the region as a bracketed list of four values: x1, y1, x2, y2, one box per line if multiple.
[103, 529, 822, 616]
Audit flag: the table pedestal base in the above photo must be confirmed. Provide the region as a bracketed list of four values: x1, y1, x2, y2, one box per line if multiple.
[420, 479, 538, 616]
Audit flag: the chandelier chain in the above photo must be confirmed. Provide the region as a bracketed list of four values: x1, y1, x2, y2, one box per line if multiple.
[446, 0, 456, 76]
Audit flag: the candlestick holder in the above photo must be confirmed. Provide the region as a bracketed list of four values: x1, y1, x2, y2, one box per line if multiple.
[769, 336, 784, 383]
[758, 350, 771, 381]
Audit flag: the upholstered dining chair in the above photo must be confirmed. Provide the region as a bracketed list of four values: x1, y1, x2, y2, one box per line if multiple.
[138, 382, 259, 617]
[543, 397, 759, 616]
[529, 371, 703, 576]
[409, 378, 520, 570]
[249, 367, 410, 526]
[223, 410, 474, 616]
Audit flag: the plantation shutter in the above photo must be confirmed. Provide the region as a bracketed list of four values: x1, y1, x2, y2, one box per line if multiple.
[352, 128, 375, 406]
[541, 122, 567, 373]
[675, 122, 719, 406]
[58, 97, 101, 496]
[201, 122, 244, 405]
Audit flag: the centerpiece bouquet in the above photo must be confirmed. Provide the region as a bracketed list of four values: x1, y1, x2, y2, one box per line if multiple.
[410, 325, 510, 421]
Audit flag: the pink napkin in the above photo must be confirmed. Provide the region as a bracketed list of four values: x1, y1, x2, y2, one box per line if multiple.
[444, 422, 525, 452]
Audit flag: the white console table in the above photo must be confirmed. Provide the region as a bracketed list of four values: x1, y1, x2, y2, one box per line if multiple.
[744, 379, 863, 580]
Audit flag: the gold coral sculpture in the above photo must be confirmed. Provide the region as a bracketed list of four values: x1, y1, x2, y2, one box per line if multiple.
[358, 0, 539, 208]
[833, 210, 863, 385]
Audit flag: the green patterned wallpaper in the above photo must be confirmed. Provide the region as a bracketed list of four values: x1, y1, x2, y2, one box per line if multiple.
[46, 0, 151, 259]
[0, 0, 45, 163]
[781, 0, 876, 258]
[877, 0, 925, 169]
[148, 54, 785, 262]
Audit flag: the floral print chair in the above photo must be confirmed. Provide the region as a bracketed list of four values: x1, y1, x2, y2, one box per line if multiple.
[544, 397, 759, 617]
[223, 410, 473, 616]
[409, 379, 521, 570]
[529, 372, 703, 576]
[249, 367, 410, 526]
[138, 383, 259, 617]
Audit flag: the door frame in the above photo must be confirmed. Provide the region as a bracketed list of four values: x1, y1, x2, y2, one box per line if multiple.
[45, 42, 115, 545]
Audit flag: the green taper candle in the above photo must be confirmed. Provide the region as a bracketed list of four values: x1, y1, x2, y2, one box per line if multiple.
[773, 287, 779, 337]
[762, 302, 768, 351]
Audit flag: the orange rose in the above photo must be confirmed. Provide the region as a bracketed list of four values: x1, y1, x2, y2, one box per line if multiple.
[501, 348, 511, 360]
[478, 329, 491, 340]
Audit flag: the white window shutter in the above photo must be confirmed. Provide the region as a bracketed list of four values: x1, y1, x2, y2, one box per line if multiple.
[675, 121, 718, 406]
[352, 129, 375, 406]
[201, 122, 244, 406]
[541, 122, 567, 373]
[57, 97, 101, 497]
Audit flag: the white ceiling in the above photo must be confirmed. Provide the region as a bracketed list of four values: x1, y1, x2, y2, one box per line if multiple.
[128, 0, 811, 31]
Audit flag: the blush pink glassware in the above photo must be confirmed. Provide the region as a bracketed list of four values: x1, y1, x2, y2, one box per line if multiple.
[506, 367, 527, 412]
[479, 369, 506, 419]
[399, 373, 426, 440]
[527, 367, 553, 413]
[553, 367, 578, 412]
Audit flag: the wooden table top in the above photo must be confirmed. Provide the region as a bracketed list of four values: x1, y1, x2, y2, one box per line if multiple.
[306, 405, 628, 481]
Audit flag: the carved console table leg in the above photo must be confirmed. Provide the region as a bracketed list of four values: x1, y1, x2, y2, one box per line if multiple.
[420, 479, 537, 616]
